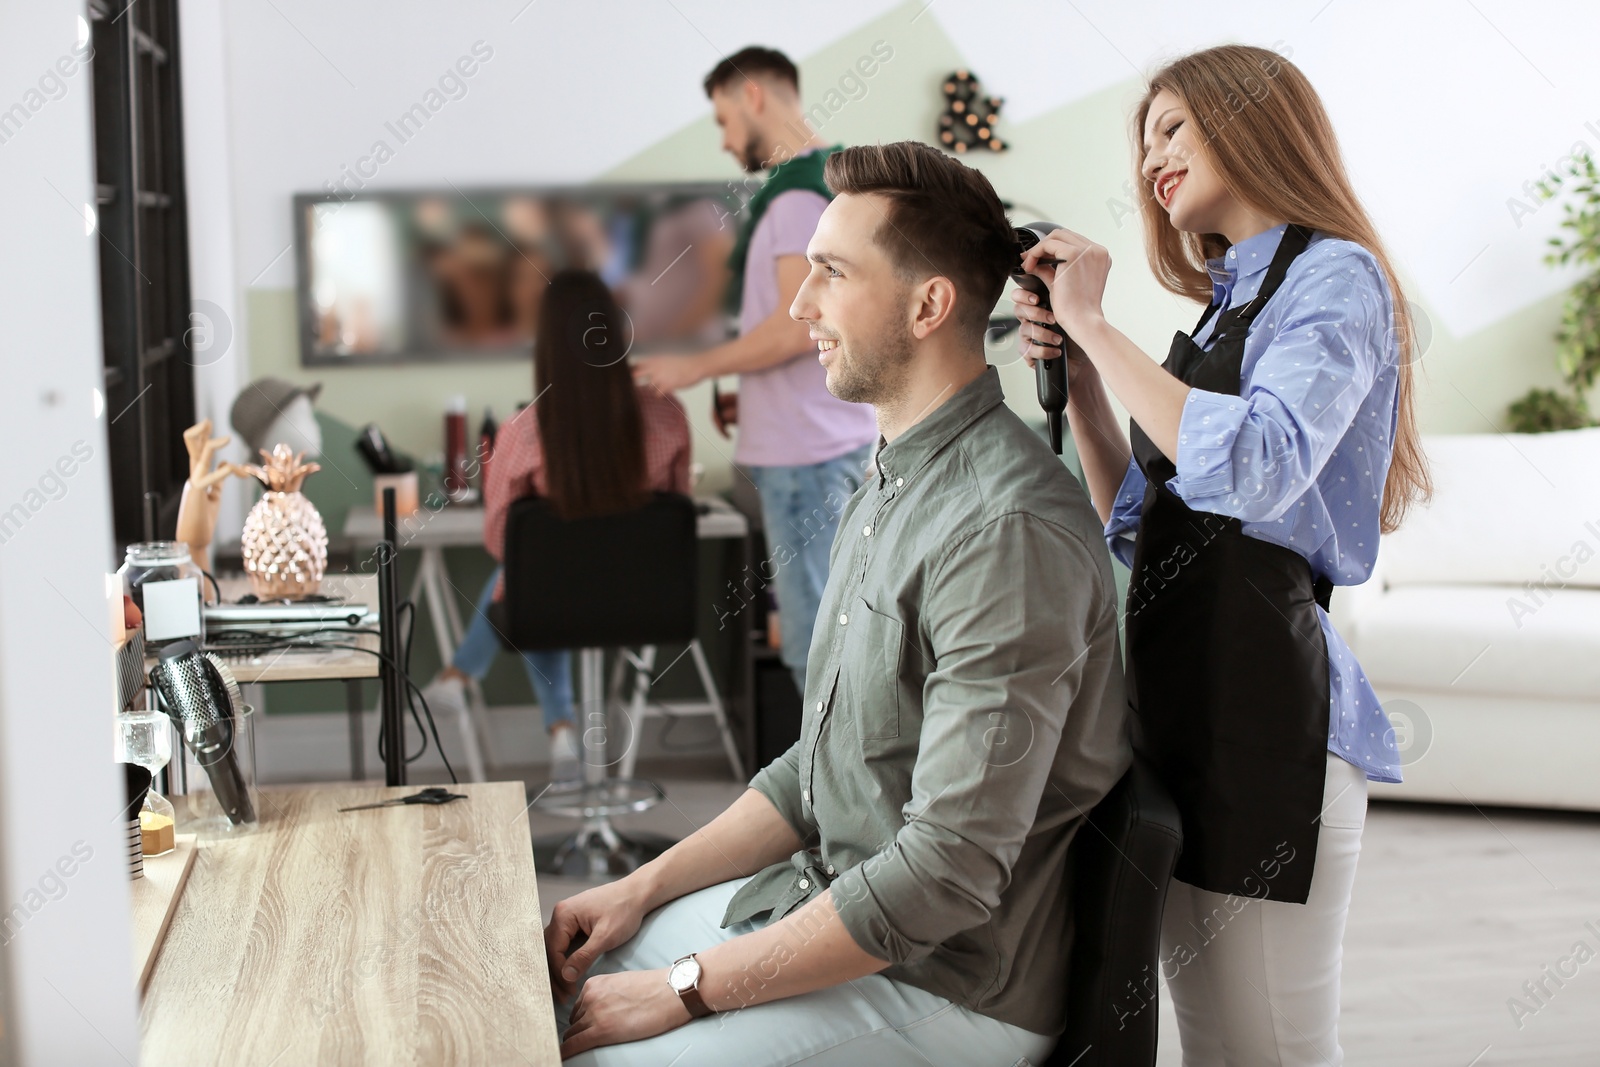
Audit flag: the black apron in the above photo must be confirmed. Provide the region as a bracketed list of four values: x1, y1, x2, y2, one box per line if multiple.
[1125, 223, 1330, 905]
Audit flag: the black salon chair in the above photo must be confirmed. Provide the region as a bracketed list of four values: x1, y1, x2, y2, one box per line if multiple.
[1045, 757, 1183, 1067]
[489, 491, 725, 877]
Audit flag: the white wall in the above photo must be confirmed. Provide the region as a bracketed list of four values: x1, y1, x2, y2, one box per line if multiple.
[0, 3, 142, 1063]
[934, 0, 1600, 335]
[191, 0, 1600, 502]
[180, 0, 253, 553]
[211, 0, 1600, 327]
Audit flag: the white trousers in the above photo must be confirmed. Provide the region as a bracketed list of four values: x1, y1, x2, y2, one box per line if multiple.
[556, 875, 1056, 1067]
[1161, 753, 1369, 1066]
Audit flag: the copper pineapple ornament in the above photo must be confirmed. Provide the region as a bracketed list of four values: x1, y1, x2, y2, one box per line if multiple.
[239, 444, 329, 601]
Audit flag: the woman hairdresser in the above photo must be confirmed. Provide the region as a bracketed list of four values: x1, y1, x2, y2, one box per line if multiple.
[1013, 45, 1428, 1064]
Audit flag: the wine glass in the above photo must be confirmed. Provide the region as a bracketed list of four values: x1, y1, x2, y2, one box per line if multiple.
[116, 709, 176, 853]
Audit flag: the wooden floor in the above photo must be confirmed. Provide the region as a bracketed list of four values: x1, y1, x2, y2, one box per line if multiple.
[471, 760, 1600, 1066]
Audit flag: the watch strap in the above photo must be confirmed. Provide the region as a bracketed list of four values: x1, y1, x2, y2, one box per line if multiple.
[672, 953, 714, 1019]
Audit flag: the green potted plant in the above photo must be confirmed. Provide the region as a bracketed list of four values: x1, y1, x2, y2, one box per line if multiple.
[1508, 153, 1600, 432]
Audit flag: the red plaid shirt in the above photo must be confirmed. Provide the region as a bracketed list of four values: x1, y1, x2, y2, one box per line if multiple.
[483, 387, 692, 591]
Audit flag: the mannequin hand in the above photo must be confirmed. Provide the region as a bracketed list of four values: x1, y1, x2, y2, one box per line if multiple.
[182, 419, 237, 493]
[1018, 227, 1111, 338]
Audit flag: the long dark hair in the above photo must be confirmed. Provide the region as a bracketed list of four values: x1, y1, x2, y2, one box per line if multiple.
[532, 270, 647, 519]
[1132, 45, 1429, 533]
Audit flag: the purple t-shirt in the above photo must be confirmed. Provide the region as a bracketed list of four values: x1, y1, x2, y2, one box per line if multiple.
[733, 186, 878, 467]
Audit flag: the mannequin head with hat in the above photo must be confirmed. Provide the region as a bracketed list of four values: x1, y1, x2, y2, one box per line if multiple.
[230, 378, 323, 460]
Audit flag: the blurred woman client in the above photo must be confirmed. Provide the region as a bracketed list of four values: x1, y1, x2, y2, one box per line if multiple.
[424, 270, 691, 782]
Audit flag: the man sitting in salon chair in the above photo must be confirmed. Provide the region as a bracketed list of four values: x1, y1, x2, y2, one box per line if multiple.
[546, 141, 1132, 1067]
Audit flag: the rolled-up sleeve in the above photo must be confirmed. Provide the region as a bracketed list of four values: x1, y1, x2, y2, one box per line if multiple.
[747, 738, 813, 844]
[1168, 250, 1391, 523]
[1102, 457, 1146, 569]
[830, 512, 1101, 964]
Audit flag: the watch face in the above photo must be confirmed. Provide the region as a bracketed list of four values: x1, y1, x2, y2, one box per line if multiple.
[668, 958, 700, 992]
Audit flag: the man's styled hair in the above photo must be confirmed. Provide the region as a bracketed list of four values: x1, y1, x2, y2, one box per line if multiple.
[703, 47, 799, 99]
[824, 141, 1015, 339]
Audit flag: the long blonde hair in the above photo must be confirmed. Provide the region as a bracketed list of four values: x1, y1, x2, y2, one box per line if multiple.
[1133, 44, 1429, 532]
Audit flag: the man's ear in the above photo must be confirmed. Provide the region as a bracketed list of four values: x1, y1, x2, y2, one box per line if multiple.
[911, 276, 958, 341]
[742, 77, 765, 116]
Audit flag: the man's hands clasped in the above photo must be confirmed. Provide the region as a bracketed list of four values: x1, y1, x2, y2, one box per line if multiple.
[545, 875, 696, 1059]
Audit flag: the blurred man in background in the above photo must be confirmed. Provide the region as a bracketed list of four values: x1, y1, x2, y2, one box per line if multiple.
[632, 46, 877, 697]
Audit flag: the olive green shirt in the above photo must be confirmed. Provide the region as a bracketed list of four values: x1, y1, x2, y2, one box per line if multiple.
[721, 366, 1132, 1036]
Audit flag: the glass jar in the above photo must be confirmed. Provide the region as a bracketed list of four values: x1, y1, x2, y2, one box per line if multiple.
[118, 541, 205, 652]
[171, 703, 258, 836]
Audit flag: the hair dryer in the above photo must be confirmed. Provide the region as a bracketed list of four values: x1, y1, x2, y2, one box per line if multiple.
[354, 422, 413, 475]
[1012, 222, 1069, 454]
[149, 639, 256, 826]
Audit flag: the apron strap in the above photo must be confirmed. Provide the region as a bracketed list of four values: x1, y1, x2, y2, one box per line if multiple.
[1215, 224, 1315, 339]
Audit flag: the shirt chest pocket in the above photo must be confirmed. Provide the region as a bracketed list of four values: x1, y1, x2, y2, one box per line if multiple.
[840, 595, 905, 745]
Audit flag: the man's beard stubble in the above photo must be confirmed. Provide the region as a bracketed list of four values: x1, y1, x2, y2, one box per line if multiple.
[825, 319, 915, 407]
[741, 132, 766, 173]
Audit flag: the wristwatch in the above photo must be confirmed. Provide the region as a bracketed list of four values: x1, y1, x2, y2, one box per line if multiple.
[667, 952, 713, 1019]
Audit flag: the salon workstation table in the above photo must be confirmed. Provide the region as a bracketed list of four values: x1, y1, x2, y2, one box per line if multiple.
[139, 780, 560, 1066]
[206, 573, 381, 780]
[340, 498, 748, 675]
[342, 496, 760, 778]
[341, 498, 749, 669]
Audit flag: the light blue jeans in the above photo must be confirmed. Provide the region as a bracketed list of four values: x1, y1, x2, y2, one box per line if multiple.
[555, 875, 1056, 1066]
[452, 567, 575, 732]
[747, 443, 874, 697]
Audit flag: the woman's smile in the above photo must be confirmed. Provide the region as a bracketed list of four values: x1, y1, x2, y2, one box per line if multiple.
[1157, 168, 1187, 208]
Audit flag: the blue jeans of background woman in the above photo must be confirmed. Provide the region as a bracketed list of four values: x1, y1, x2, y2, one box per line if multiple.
[453, 567, 575, 732]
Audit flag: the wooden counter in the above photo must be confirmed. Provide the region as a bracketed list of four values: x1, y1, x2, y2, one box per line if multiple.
[140, 781, 559, 1065]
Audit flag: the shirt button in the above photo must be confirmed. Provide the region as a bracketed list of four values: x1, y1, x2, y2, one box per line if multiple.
[839, 613, 848, 625]
[798, 878, 810, 890]
[802, 789, 810, 804]
[826, 864, 836, 876]
[816, 701, 823, 712]
[863, 525, 872, 537]
[896, 477, 904, 487]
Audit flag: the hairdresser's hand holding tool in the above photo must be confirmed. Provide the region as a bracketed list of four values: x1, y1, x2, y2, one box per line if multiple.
[1014, 227, 1192, 491]
[1017, 226, 1112, 342]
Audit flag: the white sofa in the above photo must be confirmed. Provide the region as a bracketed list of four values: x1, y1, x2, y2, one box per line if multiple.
[1331, 426, 1600, 811]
